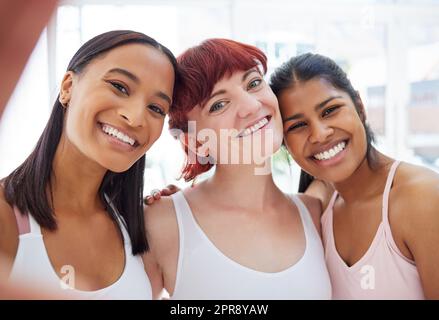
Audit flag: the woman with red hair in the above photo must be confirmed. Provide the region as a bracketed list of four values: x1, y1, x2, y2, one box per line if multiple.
[143, 39, 331, 299]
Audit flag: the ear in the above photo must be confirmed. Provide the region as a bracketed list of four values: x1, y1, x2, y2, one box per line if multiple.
[181, 132, 209, 158]
[59, 71, 74, 107]
[355, 91, 367, 123]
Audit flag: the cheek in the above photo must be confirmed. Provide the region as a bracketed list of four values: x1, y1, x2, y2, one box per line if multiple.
[262, 90, 279, 111]
[284, 134, 310, 165]
[147, 119, 165, 145]
[355, 125, 368, 155]
[64, 107, 89, 144]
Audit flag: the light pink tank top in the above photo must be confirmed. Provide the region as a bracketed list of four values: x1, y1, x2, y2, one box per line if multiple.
[321, 161, 425, 299]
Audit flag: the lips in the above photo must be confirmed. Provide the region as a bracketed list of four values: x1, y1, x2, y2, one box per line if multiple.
[308, 139, 346, 159]
[312, 141, 347, 161]
[98, 122, 139, 147]
[237, 115, 272, 138]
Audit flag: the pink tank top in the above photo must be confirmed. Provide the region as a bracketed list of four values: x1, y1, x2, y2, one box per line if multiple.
[321, 161, 425, 299]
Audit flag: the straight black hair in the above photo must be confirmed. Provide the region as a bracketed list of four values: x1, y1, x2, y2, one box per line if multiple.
[270, 53, 377, 193]
[3, 30, 178, 255]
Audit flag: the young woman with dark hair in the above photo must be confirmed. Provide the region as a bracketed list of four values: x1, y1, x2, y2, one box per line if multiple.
[0, 30, 176, 298]
[143, 39, 332, 300]
[270, 53, 439, 299]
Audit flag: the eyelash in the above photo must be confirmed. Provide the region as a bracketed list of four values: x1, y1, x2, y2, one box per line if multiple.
[286, 105, 341, 132]
[287, 122, 306, 132]
[148, 105, 166, 117]
[209, 101, 227, 113]
[248, 78, 262, 90]
[109, 81, 129, 95]
[109, 81, 166, 117]
[322, 105, 340, 117]
[208, 78, 263, 113]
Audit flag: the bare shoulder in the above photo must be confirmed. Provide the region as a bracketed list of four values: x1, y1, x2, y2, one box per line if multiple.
[0, 183, 19, 278]
[143, 195, 179, 257]
[392, 162, 439, 231]
[143, 193, 181, 296]
[297, 193, 323, 235]
[144, 194, 178, 237]
[393, 162, 439, 208]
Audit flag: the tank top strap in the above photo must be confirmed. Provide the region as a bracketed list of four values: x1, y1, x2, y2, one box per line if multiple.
[12, 206, 41, 235]
[381, 161, 401, 225]
[321, 191, 338, 221]
[28, 212, 42, 235]
[13, 206, 31, 235]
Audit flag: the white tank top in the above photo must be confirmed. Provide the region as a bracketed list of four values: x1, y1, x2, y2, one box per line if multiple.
[8, 200, 152, 300]
[170, 191, 332, 300]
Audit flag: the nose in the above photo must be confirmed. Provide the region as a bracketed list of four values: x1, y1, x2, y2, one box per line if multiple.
[236, 92, 262, 118]
[309, 121, 334, 144]
[118, 100, 147, 128]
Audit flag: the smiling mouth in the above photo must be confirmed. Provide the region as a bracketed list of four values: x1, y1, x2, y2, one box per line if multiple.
[237, 116, 272, 138]
[98, 122, 139, 147]
[311, 140, 348, 161]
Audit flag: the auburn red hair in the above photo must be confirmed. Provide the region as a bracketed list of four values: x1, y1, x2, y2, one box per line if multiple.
[169, 38, 267, 182]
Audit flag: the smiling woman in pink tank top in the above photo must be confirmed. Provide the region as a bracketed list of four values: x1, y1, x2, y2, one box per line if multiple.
[270, 53, 439, 299]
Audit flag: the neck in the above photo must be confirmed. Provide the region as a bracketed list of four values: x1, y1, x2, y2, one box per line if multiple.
[332, 151, 394, 204]
[50, 134, 107, 214]
[203, 159, 283, 211]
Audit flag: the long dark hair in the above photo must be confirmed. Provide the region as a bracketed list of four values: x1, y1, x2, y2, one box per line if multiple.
[270, 53, 377, 193]
[3, 30, 178, 255]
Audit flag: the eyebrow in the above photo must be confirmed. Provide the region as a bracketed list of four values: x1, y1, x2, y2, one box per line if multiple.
[282, 96, 343, 123]
[106, 68, 139, 83]
[207, 68, 261, 102]
[106, 68, 172, 106]
[242, 68, 260, 82]
[156, 91, 172, 106]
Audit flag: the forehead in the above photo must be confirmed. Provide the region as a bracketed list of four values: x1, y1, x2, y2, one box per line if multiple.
[282, 78, 346, 106]
[84, 43, 173, 77]
[212, 68, 258, 89]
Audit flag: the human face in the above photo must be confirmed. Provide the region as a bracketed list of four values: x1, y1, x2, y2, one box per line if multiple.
[60, 43, 174, 172]
[279, 78, 367, 183]
[186, 67, 283, 166]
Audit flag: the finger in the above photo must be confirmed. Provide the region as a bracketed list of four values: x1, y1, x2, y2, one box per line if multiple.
[160, 189, 172, 196]
[161, 186, 178, 196]
[152, 192, 161, 200]
[166, 184, 178, 191]
[144, 196, 154, 205]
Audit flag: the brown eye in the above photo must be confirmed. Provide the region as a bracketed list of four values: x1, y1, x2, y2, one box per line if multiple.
[148, 104, 166, 117]
[110, 81, 129, 95]
[287, 122, 307, 132]
[322, 105, 340, 117]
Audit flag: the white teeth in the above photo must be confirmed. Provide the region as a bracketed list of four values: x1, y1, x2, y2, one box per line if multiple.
[101, 124, 136, 146]
[239, 117, 269, 137]
[314, 141, 346, 161]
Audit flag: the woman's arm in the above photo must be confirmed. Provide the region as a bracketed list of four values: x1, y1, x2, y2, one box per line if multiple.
[142, 250, 165, 300]
[397, 171, 439, 299]
[0, 186, 19, 281]
[143, 197, 180, 299]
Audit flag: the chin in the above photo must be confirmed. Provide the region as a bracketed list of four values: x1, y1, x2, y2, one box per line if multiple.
[99, 158, 138, 173]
